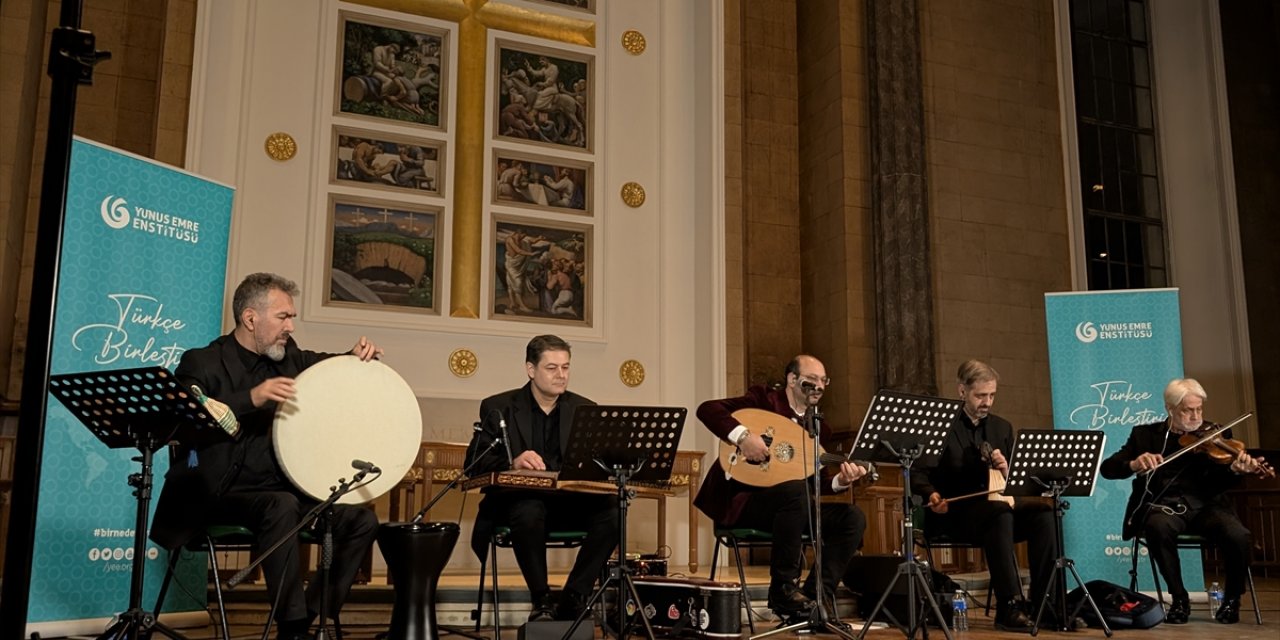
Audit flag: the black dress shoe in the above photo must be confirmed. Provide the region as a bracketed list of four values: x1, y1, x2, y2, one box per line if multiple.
[1164, 596, 1190, 625]
[801, 582, 838, 612]
[767, 582, 815, 618]
[529, 592, 557, 622]
[1214, 598, 1241, 624]
[555, 589, 588, 621]
[994, 600, 1034, 634]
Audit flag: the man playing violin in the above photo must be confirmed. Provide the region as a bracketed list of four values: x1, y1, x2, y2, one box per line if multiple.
[693, 354, 869, 619]
[911, 360, 1059, 633]
[1101, 378, 1266, 624]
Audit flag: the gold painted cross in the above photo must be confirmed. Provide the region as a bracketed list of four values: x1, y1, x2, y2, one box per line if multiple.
[349, 0, 594, 318]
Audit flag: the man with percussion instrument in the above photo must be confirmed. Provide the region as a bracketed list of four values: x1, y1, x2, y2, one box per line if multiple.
[151, 273, 381, 640]
[693, 354, 869, 619]
[911, 360, 1057, 633]
[464, 335, 620, 622]
[1101, 378, 1267, 625]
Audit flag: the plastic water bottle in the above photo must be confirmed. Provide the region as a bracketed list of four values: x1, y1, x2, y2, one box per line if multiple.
[1209, 581, 1224, 613]
[952, 590, 969, 631]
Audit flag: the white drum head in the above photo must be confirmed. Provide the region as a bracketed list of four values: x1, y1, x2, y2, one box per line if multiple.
[272, 355, 421, 503]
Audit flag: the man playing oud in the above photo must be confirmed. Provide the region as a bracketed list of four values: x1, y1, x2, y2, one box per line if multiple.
[693, 354, 869, 618]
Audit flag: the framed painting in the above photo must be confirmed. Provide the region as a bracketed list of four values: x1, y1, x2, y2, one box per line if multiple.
[492, 149, 591, 216]
[332, 126, 445, 196]
[336, 11, 447, 129]
[494, 39, 593, 151]
[529, 0, 595, 13]
[325, 196, 440, 313]
[491, 215, 591, 325]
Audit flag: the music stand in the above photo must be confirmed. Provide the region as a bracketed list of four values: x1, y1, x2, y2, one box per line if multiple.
[852, 390, 962, 640]
[558, 405, 687, 640]
[49, 366, 227, 640]
[1003, 429, 1113, 637]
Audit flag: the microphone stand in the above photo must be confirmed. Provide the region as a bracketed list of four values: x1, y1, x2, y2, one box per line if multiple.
[754, 397, 856, 640]
[411, 433, 502, 523]
[226, 468, 379, 640]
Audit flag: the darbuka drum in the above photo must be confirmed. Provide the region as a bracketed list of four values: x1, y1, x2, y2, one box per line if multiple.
[378, 521, 460, 640]
[272, 355, 420, 503]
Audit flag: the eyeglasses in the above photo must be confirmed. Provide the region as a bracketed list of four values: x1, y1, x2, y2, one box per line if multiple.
[800, 373, 832, 386]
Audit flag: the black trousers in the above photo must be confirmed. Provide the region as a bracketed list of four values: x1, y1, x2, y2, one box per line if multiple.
[1141, 503, 1252, 599]
[925, 499, 1056, 605]
[730, 480, 867, 594]
[211, 489, 379, 623]
[483, 490, 620, 599]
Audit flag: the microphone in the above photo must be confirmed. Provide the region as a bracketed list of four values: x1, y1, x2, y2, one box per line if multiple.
[799, 380, 818, 394]
[492, 409, 515, 468]
[979, 441, 994, 464]
[352, 459, 380, 474]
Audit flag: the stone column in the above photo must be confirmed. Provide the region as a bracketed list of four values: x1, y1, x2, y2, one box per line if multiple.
[865, 0, 936, 395]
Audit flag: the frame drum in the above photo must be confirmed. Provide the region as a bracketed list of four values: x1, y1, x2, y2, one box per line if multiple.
[272, 355, 420, 503]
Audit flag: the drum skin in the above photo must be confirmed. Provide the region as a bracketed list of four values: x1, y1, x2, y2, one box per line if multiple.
[272, 355, 421, 503]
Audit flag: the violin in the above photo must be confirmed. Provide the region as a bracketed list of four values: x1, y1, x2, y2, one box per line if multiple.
[1178, 422, 1275, 479]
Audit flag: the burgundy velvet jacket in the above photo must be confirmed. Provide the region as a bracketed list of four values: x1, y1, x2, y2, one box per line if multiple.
[693, 385, 844, 525]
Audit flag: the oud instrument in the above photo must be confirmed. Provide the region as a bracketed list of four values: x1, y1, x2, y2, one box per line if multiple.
[718, 408, 876, 488]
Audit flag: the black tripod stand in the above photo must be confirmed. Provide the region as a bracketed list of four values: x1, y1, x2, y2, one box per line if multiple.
[855, 443, 953, 640]
[752, 403, 857, 640]
[558, 404, 687, 640]
[49, 366, 228, 640]
[1028, 478, 1110, 637]
[565, 460, 657, 640]
[849, 390, 964, 640]
[225, 466, 380, 640]
[997, 428, 1112, 637]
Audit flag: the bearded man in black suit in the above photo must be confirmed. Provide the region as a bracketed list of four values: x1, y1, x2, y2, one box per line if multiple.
[151, 273, 381, 640]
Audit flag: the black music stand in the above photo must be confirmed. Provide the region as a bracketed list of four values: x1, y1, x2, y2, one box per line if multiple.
[49, 366, 227, 640]
[1003, 429, 1113, 637]
[851, 390, 962, 640]
[559, 405, 687, 640]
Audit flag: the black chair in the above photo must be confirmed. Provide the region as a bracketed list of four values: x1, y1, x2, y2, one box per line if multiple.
[471, 526, 589, 638]
[1132, 534, 1262, 625]
[708, 527, 814, 634]
[152, 526, 341, 640]
[153, 525, 262, 640]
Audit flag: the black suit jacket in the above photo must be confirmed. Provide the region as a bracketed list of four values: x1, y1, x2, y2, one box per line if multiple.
[911, 412, 1015, 500]
[464, 382, 595, 558]
[464, 382, 595, 474]
[149, 333, 334, 549]
[1100, 419, 1243, 539]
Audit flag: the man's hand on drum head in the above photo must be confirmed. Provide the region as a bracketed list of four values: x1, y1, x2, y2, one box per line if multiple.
[251, 377, 296, 407]
[349, 336, 383, 361]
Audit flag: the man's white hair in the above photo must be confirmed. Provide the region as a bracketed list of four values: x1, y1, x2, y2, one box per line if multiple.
[1163, 378, 1207, 410]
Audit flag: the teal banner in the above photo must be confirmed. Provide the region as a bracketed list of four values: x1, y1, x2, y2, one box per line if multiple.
[1044, 288, 1200, 590]
[27, 138, 233, 630]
